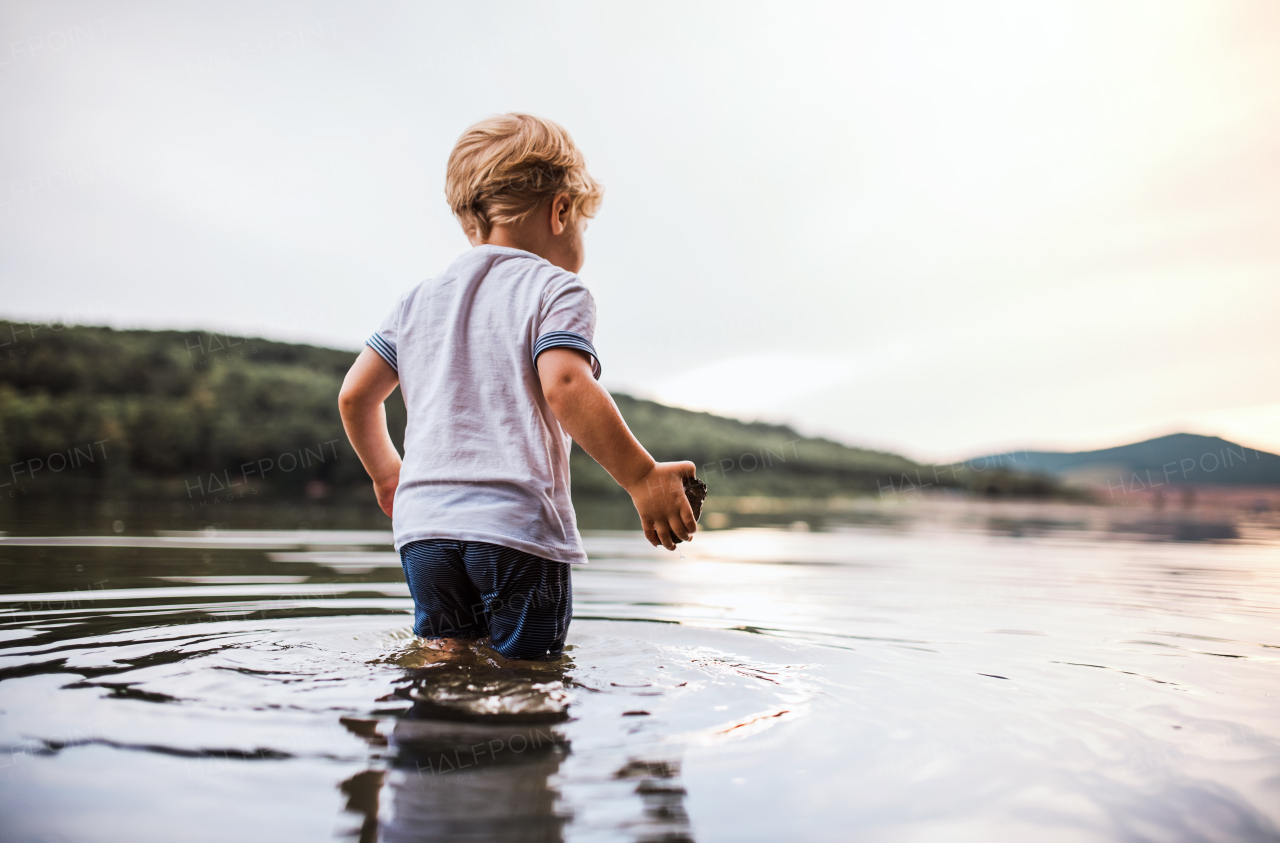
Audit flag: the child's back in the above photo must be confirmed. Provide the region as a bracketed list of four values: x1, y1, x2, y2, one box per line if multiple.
[340, 113, 697, 661]
[369, 244, 600, 565]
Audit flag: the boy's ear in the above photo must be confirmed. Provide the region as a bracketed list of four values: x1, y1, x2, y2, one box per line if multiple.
[549, 193, 570, 236]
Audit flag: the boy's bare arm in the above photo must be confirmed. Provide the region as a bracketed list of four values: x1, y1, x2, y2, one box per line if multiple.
[537, 347, 697, 550]
[338, 347, 402, 517]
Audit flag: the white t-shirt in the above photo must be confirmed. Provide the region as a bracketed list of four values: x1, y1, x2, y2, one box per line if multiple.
[366, 245, 601, 564]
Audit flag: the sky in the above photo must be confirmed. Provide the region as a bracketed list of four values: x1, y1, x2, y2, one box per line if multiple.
[2, 0, 1278, 462]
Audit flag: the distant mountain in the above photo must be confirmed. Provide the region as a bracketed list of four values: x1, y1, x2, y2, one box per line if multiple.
[968, 433, 1280, 490]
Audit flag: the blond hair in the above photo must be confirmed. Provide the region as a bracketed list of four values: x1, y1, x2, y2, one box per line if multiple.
[445, 113, 603, 242]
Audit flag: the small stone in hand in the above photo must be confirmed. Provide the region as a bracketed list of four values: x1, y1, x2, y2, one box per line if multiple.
[683, 475, 708, 522]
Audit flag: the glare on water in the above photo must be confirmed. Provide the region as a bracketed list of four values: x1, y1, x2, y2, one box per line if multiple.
[1, 500, 1277, 842]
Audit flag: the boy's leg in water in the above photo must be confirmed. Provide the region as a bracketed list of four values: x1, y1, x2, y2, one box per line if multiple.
[463, 542, 572, 661]
[400, 539, 489, 643]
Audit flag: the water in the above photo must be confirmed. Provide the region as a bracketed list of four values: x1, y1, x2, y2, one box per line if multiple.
[1, 501, 1278, 842]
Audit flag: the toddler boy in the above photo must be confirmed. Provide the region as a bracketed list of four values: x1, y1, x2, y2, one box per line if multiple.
[338, 113, 697, 660]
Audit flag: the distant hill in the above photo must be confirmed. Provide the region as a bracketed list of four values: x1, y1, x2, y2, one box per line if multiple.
[1, 321, 993, 504]
[573, 394, 926, 500]
[968, 433, 1280, 490]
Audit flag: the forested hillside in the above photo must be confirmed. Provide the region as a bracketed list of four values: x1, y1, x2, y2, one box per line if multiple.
[0, 323, 1054, 504]
[0, 323, 393, 499]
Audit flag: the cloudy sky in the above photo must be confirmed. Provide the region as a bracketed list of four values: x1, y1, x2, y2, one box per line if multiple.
[3, 1, 1278, 461]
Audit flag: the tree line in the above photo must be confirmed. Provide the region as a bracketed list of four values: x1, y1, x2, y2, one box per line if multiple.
[0, 322, 1058, 505]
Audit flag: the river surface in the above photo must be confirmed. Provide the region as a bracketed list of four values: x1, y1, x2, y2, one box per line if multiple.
[1, 501, 1278, 842]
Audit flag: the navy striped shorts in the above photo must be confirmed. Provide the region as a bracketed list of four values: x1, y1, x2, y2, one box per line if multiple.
[399, 539, 572, 661]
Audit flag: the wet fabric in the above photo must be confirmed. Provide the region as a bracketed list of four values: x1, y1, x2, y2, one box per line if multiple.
[399, 538, 572, 661]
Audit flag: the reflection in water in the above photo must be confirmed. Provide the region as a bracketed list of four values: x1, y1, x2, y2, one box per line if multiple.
[615, 759, 694, 843]
[3, 501, 1279, 841]
[339, 769, 385, 843]
[340, 644, 694, 843]
[385, 719, 568, 843]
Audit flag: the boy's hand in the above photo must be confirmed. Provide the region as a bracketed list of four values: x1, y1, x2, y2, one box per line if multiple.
[373, 471, 399, 518]
[536, 347, 697, 551]
[339, 347, 403, 521]
[625, 461, 699, 551]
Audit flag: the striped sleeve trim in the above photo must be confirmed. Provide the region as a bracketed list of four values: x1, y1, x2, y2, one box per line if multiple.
[533, 331, 601, 380]
[366, 333, 398, 372]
